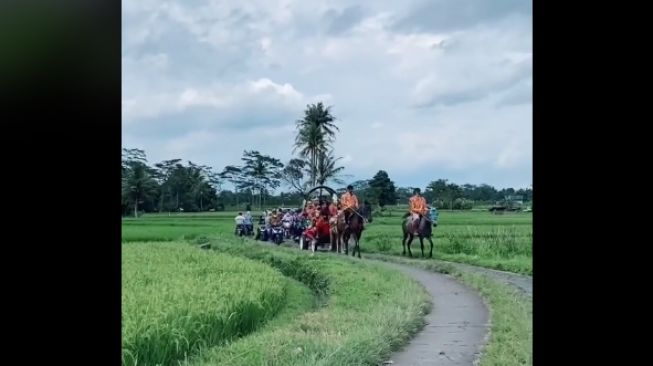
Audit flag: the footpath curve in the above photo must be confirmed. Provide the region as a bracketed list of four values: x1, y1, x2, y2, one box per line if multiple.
[377, 261, 491, 366]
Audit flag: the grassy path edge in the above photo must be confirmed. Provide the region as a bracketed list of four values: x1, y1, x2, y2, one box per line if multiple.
[367, 253, 533, 366]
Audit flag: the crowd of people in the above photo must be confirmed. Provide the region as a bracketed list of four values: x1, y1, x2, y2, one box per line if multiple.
[233, 185, 365, 243]
[234, 185, 439, 242]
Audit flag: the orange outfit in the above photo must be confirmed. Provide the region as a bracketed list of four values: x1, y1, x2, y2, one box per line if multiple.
[339, 192, 359, 210]
[409, 195, 428, 216]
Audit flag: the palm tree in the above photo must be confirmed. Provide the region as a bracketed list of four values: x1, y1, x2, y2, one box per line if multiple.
[294, 122, 326, 187]
[187, 163, 212, 211]
[220, 165, 244, 208]
[122, 162, 159, 218]
[293, 102, 338, 186]
[314, 150, 346, 186]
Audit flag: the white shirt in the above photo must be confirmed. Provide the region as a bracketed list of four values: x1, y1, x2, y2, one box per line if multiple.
[235, 215, 245, 225]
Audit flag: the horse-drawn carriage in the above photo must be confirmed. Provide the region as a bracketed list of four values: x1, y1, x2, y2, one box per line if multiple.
[297, 185, 338, 252]
[297, 185, 369, 257]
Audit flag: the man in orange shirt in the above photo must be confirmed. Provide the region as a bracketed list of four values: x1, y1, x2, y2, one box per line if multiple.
[408, 188, 428, 234]
[340, 185, 359, 226]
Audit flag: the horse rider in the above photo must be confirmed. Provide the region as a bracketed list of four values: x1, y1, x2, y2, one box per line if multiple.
[408, 188, 428, 234]
[340, 184, 360, 227]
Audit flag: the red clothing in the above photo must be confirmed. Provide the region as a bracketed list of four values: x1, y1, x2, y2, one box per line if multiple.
[305, 227, 317, 240]
[315, 217, 330, 237]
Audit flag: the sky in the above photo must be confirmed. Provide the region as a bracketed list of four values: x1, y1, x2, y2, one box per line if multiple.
[122, 0, 532, 191]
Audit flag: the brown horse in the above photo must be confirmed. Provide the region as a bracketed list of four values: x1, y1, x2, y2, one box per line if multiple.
[402, 214, 434, 258]
[330, 211, 346, 253]
[342, 204, 371, 258]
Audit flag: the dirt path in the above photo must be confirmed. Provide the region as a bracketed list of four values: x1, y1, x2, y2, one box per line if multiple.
[377, 261, 490, 366]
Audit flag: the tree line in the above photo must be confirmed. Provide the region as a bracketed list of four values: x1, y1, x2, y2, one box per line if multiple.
[122, 102, 531, 216]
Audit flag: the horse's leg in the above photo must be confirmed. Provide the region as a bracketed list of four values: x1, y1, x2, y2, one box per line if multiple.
[406, 234, 414, 257]
[356, 233, 361, 259]
[402, 231, 407, 256]
[428, 235, 434, 258]
[336, 232, 340, 252]
[350, 233, 355, 257]
[420, 236, 425, 257]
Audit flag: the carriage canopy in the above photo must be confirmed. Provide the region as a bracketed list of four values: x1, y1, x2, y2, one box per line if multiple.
[301, 185, 339, 209]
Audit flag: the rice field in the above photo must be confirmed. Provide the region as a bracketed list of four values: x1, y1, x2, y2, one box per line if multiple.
[121, 208, 532, 365]
[363, 211, 533, 274]
[122, 215, 232, 242]
[191, 238, 432, 366]
[122, 242, 286, 366]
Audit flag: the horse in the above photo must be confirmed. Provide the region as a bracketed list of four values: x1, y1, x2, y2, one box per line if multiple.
[401, 213, 435, 258]
[342, 203, 371, 258]
[330, 211, 346, 253]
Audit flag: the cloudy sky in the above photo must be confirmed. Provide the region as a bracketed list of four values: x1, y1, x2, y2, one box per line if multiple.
[122, 0, 532, 191]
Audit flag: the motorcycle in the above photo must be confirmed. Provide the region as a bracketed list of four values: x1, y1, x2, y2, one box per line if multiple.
[293, 219, 308, 243]
[270, 226, 284, 245]
[282, 220, 293, 239]
[243, 222, 254, 236]
[234, 224, 245, 237]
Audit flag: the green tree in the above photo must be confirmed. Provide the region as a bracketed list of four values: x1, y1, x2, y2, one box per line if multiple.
[122, 149, 159, 217]
[396, 187, 413, 203]
[424, 179, 448, 207]
[282, 158, 308, 194]
[368, 170, 397, 208]
[219, 165, 245, 208]
[154, 159, 182, 212]
[239, 150, 284, 209]
[314, 150, 346, 186]
[186, 162, 219, 211]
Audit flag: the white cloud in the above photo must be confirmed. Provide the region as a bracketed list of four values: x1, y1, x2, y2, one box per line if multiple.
[122, 0, 532, 189]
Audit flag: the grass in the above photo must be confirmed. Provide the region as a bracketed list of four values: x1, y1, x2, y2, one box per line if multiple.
[122, 211, 533, 275]
[362, 211, 532, 274]
[122, 216, 233, 242]
[122, 242, 287, 366]
[367, 253, 532, 366]
[121, 209, 532, 365]
[184, 236, 432, 366]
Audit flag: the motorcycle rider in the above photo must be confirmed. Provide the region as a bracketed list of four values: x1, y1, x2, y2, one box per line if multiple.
[234, 212, 245, 235]
[243, 210, 253, 235]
